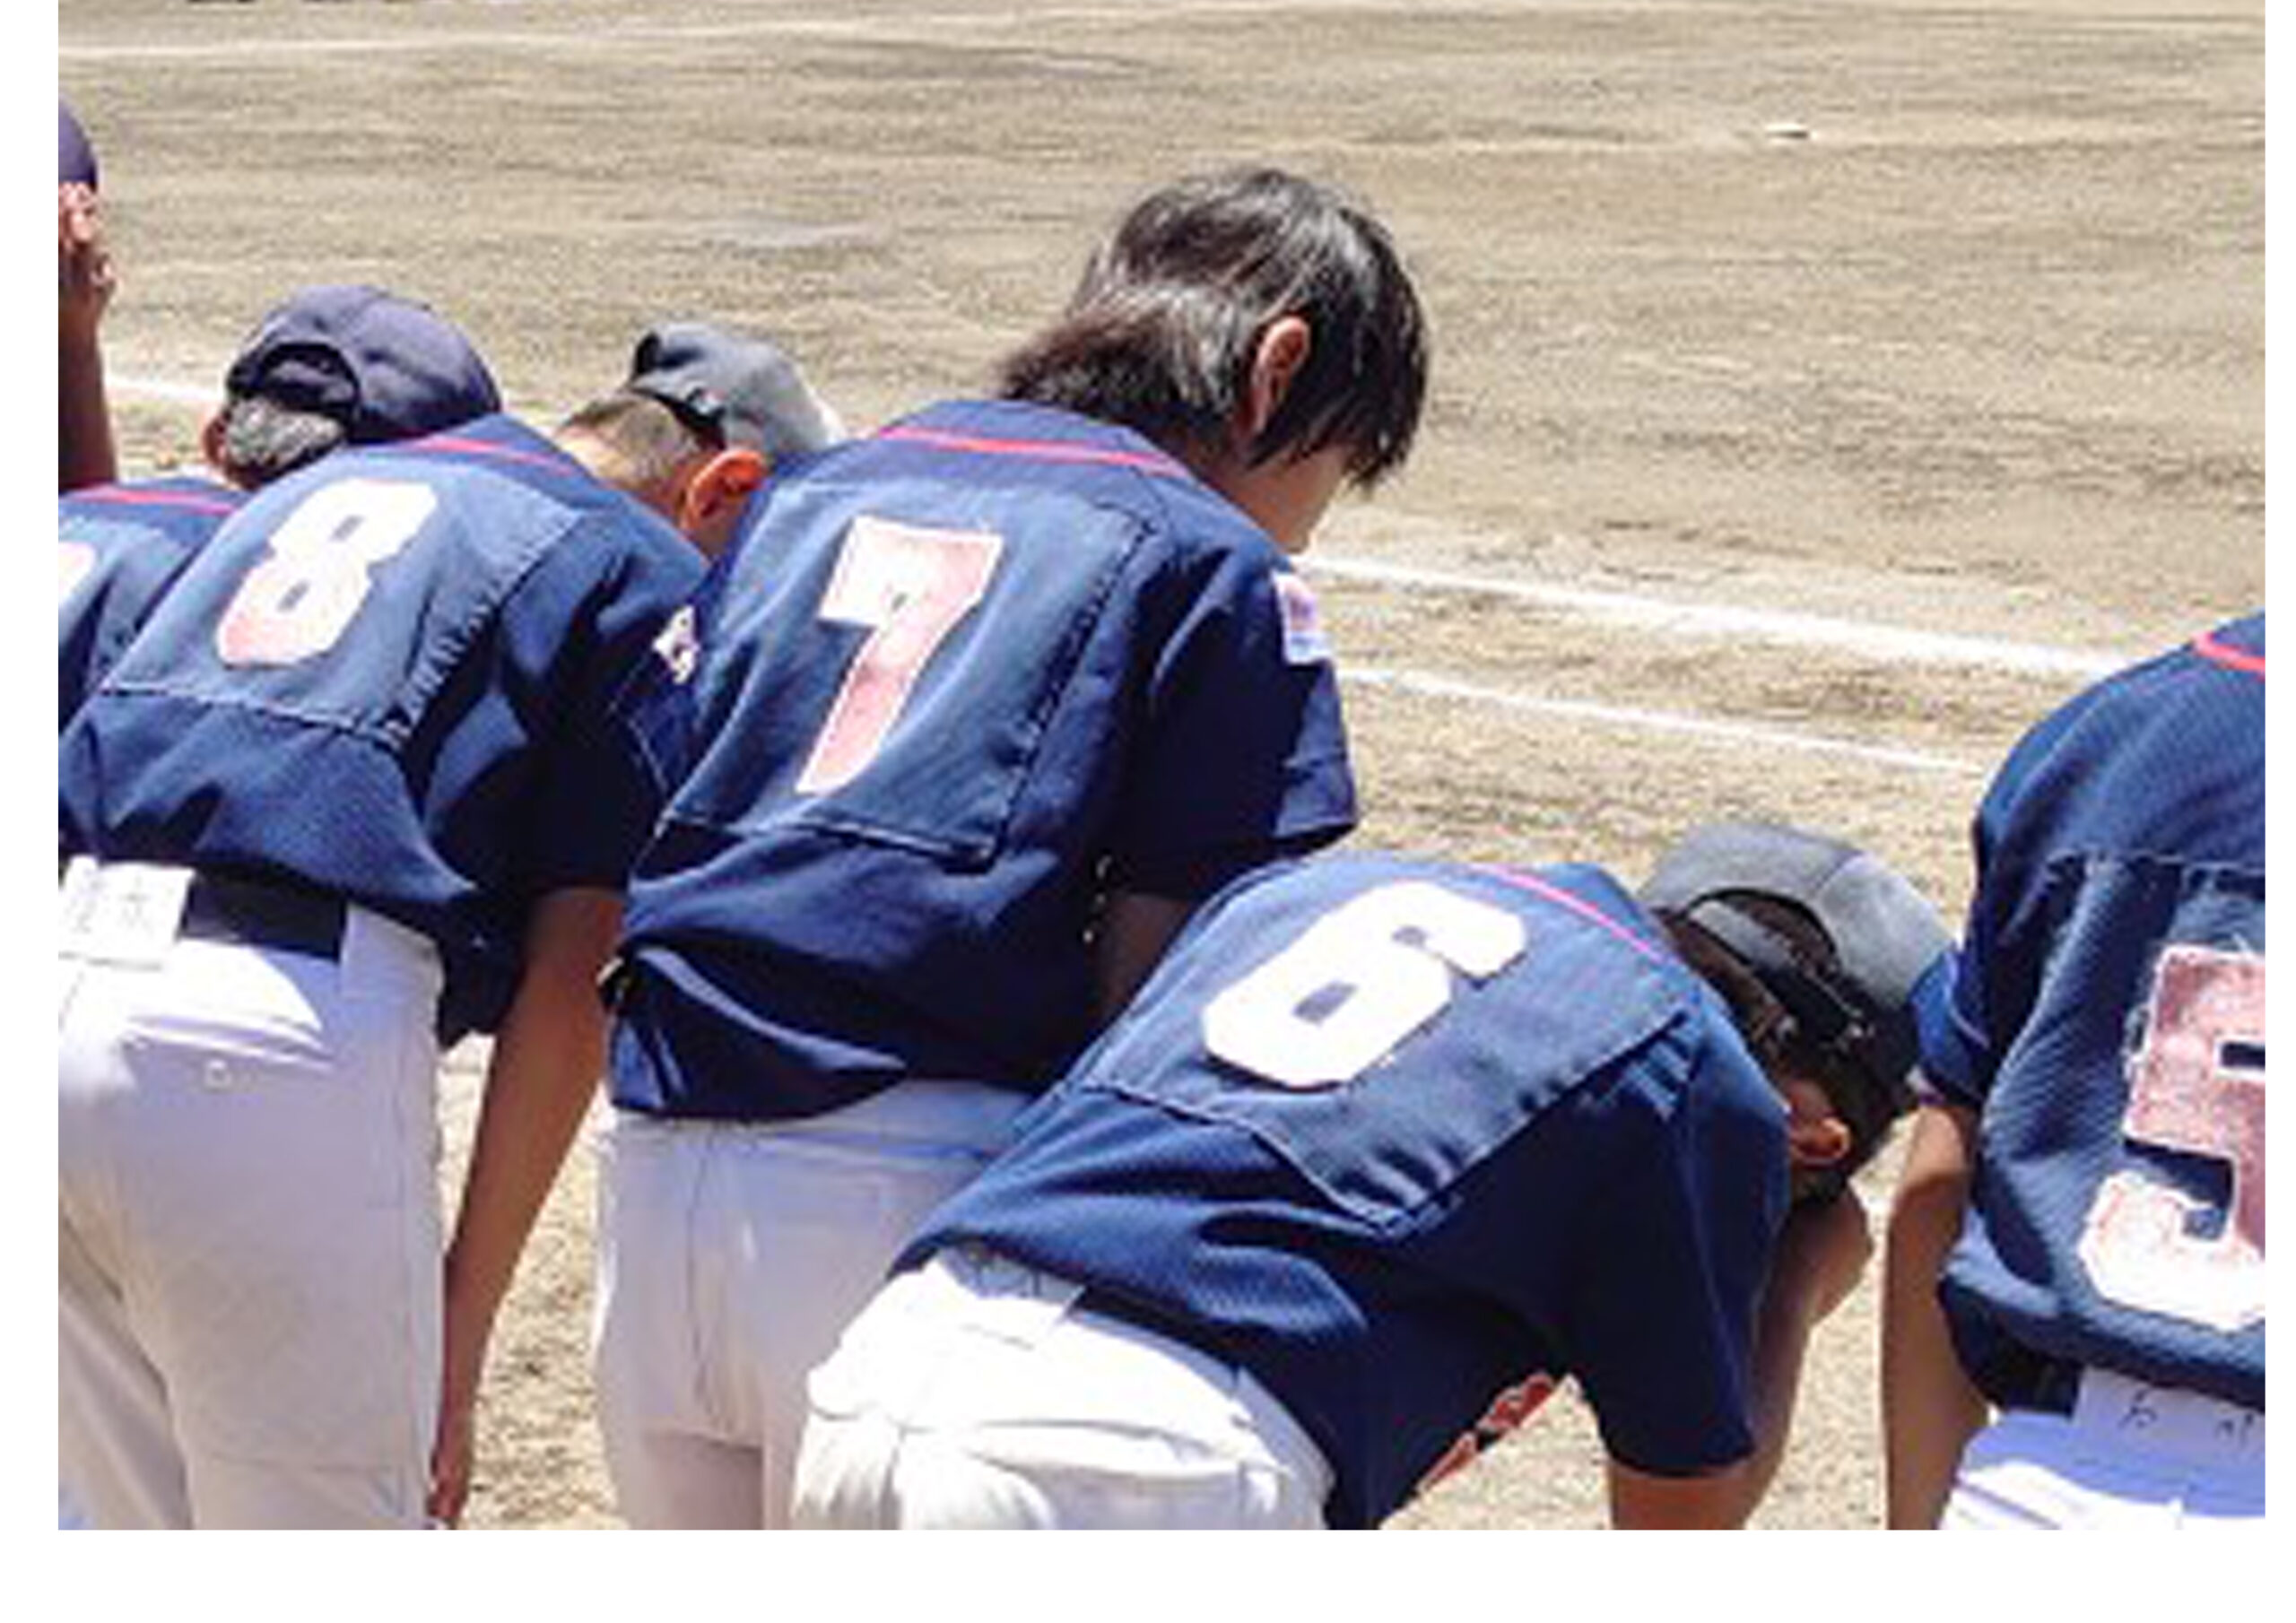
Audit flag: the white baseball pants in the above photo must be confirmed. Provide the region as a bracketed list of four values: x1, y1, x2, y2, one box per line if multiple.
[59, 864, 445, 1529]
[1944, 1368, 2265, 1529]
[591, 1081, 1026, 1528]
[790, 1244, 1333, 1529]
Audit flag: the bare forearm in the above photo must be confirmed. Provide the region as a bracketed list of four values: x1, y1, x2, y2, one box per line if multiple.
[1608, 1193, 1869, 1529]
[1882, 1106, 1988, 1527]
[443, 890, 622, 1345]
[59, 332, 117, 492]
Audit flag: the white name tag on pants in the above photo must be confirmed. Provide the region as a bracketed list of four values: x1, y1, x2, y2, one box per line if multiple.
[59, 858, 193, 969]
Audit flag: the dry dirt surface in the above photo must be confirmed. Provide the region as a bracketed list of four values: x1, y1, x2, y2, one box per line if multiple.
[60, 0, 2262, 1532]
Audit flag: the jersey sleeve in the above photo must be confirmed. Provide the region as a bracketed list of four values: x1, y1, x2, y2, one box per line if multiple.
[1100, 541, 1357, 898]
[1561, 1036, 1788, 1477]
[500, 515, 706, 897]
[1918, 699, 2087, 1112]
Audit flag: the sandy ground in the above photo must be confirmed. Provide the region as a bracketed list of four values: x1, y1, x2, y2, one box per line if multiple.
[59, 0, 2262, 1531]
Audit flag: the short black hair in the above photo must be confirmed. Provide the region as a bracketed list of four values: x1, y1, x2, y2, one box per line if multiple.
[998, 166, 1428, 488]
[1657, 898, 1908, 1203]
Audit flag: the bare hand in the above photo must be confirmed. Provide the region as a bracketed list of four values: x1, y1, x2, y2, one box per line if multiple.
[426, 1301, 491, 1528]
[427, 1379, 477, 1527]
[58, 184, 116, 345]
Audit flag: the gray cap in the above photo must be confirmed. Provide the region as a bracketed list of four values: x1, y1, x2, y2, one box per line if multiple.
[1640, 820, 1951, 1101]
[625, 321, 841, 461]
[224, 284, 500, 444]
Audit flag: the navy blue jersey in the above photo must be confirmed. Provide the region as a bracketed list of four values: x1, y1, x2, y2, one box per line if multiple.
[1923, 613, 2264, 1410]
[58, 416, 707, 1039]
[904, 852, 1792, 1527]
[59, 477, 242, 729]
[610, 399, 1357, 1119]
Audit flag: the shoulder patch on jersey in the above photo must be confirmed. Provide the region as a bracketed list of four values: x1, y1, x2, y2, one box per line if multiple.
[1275, 570, 1332, 665]
[652, 603, 701, 685]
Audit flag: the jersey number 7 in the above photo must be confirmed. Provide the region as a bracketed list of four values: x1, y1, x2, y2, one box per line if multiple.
[796, 516, 1003, 795]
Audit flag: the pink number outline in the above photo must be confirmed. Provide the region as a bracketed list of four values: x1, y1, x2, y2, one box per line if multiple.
[795, 515, 1003, 796]
[215, 479, 435, 668]
[2076, 943, 2266, 1332]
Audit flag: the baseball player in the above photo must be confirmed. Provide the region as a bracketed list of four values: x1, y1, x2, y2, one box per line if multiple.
[556, 318, 844, 560]
[56, 321, 838, 1529]
[1883, 612, 2264, 1529]
[592, 166, 1430, 1527]
[61, 284, 503, 729]
[59, 100, 117, 493]
[787, 822, 1949, 1528]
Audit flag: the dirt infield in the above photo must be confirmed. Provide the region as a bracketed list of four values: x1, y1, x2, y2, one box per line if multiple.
[61, 0, 2262, 1530]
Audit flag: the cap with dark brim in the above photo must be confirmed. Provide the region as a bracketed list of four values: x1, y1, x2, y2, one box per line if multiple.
[60, 101, 98, 188]
[223, 284, 501, 444]
[625, 321, 841, 461]
[1639, 820, 1952, 1093]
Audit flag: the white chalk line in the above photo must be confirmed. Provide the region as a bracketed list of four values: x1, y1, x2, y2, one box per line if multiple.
[113, 374, 213, 406]
[1303, 556, 2133, 680]
[59, 3, 1323, 63]
[1344, 667, 1988, 778]
[104, 370, 2056, 771]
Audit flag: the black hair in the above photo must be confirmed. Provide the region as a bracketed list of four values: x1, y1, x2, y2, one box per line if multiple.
[1656, 897, 1909, 1203]
[997, 167, 1428, 488]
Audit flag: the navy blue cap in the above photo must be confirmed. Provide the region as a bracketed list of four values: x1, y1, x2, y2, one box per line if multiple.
[60, 102, 98, 188]
[223, 284, 501, 443]
[625, 321, 841, 460]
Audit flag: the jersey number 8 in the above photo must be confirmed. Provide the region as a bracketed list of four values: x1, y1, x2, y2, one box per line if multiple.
[216, 479, 437, 668]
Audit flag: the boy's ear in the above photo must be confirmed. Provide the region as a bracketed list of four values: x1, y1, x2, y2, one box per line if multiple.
[1239, 315, 1313, 443]
[199, 409, 230, 479]
[1787, 1113, 1853, 1171]
[680, 447, 765, 529]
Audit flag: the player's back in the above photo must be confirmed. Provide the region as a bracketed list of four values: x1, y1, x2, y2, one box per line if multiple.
[59, 476, 242, 729]
[1929, 612, 2264, 1410]
[60, 414, 706, 1037]
[905, 850, 1790, 1526]
[613, 397, 1355, 1119]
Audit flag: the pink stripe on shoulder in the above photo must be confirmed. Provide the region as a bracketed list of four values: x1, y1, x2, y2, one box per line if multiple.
[404, 433, 570, 473]
[875, 424, 1187, 478]
[76, 485, 238, 516]
[1484, 867, 1668, 961]
[2194, 629, 2265, 678]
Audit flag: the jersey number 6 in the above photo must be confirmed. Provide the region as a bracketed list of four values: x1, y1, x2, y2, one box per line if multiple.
[1204, 881, 1528, 1089]
[2077, 943, 2265, 1332]
[216, 479, 437, 668]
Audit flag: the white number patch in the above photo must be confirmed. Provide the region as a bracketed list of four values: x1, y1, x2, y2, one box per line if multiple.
[215, 479, 436, 667]
[1204, 881, 1528, 1089]
[796, 516, 1003, 795]
[2076, 943, 2265, 1332]
[59, 539, 96, 604]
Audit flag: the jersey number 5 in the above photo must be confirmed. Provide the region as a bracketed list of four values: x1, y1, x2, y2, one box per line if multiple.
[2076, 943, 2265, 1332]
[216, 479, 437, 667]
[1204, 882, 1528, 1089]
[796, 516, 1003, 795]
